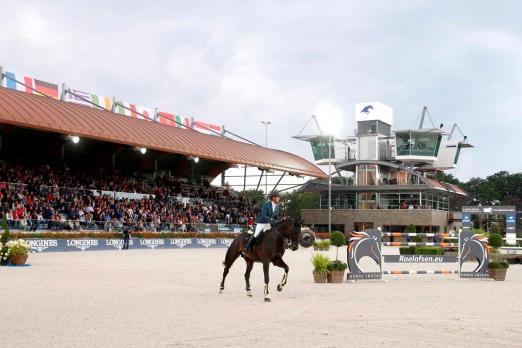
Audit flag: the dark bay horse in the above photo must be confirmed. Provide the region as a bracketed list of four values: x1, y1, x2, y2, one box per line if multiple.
[219, 219, 304, 302]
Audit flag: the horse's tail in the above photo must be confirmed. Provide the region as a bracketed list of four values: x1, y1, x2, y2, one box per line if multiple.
[223, 235, 243, 268]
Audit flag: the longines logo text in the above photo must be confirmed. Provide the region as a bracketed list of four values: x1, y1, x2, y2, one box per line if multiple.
[140, 239, 164, 249]
[197, 238, 217, 248]
[28, 239, 58, 252]
[67, 239, 98, 251]
[220, 239, 233, 247]
[105, 239, 134, 249]
[170, 239, 192, 248]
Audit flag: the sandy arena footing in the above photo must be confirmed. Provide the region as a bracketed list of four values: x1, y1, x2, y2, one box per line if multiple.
[1, 248, 522, 347]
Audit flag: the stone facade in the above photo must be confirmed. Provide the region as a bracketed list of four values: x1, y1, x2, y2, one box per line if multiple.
[301, 209, 457, 233]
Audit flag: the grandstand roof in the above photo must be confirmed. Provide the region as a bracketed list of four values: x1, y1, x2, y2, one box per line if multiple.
[0, 87, 326, 178]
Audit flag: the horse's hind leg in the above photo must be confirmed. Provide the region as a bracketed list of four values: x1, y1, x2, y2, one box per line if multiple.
[272, 257, 289, 292]
[220, 242, 241, 293]
[263, 262, 271, 302]
[244, 259, 254, 297]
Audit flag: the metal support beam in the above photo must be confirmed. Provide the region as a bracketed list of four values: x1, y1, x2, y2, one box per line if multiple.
[243, 165, 247, 194]
[255, 170, 265, 192]
[272, 172, 286, 192]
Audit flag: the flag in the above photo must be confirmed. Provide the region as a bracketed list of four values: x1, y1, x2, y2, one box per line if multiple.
[65, 88, 112, 110]
[158, 111, 177, 127]
[34, 79, 59, 98]
[91, 94, 112, 110]
[116, 102, 154, 121]
[4, 70, 60, 99]
[194, 120, 222, 134]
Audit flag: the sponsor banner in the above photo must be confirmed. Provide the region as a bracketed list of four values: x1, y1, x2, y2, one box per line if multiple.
[462, 206, 516, 213]
[383, 255, 457, 263]
[26, 238, 232, 253]
[3, 70, 61, 99]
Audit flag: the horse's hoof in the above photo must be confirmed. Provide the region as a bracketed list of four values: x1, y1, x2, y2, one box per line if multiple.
[247, 291, 252, 297]
[277, 284, 283, 292]
[264, 297, 271, 302]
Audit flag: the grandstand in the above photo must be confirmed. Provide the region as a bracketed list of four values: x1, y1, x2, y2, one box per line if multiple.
[0, 86, 326, 232]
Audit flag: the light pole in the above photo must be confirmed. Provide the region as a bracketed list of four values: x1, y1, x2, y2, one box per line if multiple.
[328, 134, 332, 235]
[261, 121, 271, 194]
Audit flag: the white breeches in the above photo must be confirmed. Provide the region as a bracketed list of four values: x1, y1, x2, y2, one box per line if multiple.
[254, 223, 271, 237]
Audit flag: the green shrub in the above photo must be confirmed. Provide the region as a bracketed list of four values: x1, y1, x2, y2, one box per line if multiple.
[330, 231, 346, 247]
[311, 253, 330, 274]
[410, 236, 422, 243]
[488, 234, 503, 249]
[405, 225, 416, 234]
[488, 259, 509, 269]
[415, 247, 443, 255]
[490, 224, 502, 235]
[399, 246, 416, 255]
[330, 231, 346, 260]
[318, 240, 330, 250]
[327, 260, 347, 271]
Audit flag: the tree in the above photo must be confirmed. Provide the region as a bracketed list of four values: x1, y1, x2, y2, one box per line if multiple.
[242, 189, 265, 206]
[281, 191, 320, 220]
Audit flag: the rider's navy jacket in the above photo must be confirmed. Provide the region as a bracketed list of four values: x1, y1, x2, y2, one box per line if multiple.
[256, 201, 280, 224]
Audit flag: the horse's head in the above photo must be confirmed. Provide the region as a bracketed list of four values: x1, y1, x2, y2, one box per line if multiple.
[460, 232, 489, 273]
[347, 229, 382, 275]
[274, 219, 301, 251]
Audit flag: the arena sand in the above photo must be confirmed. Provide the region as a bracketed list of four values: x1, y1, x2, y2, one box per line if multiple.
[1, 247, 522, 347]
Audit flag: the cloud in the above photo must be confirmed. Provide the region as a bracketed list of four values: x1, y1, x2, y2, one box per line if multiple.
[0, 0, 520, 184]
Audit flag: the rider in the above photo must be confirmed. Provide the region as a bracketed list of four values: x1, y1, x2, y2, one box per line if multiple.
[245, 191, 281, 252]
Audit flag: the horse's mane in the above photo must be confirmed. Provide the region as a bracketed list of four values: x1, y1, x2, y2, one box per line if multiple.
[273, 219, 295, 229]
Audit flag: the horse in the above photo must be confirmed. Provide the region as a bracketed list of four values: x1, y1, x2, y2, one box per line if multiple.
[219, 219, 312, 302]
[347, 230, 382, 276]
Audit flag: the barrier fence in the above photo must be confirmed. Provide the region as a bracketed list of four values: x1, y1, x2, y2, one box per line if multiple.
[25, 237, 233, 253]
[347, 230, 490, 280]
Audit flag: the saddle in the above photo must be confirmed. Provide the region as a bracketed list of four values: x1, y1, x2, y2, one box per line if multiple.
[245, 230, 268, 247]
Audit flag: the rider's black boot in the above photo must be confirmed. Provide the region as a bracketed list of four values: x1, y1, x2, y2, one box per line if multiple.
[245, 236, 256, 252]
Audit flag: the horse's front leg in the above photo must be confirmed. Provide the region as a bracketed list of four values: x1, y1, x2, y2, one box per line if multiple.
[244, 259, 254, 297]
[263, 262, 270, 302]
[272, 257, 289, 292]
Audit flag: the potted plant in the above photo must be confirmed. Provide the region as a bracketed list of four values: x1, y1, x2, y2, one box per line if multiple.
[488, 258, 509, 281]
[327, 260, 348, 283]
[312, 241, 319, 251]
[311, 253, 330, 283]
[318, 240, 330, 251]
[7, 239, 31, 266]
[330, 231, 346, 260]
[0, 216, 11, 266]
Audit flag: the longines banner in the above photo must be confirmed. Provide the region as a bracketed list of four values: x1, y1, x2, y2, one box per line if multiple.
[26, 238, 233, 253]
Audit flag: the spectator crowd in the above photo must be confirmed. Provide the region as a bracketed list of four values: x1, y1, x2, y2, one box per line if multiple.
[0, 160, 260, 232]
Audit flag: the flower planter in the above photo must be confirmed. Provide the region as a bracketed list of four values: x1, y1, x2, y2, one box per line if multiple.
[313, 271, 328, 283]
[488, 268, 507, 281]
[313, 245, 318, 251]
[327, 270, 345, 283]
[10, 254, 28, 266]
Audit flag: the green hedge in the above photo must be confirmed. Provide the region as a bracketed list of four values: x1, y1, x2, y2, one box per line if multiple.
[415, 247, 443, 255]
[399, 246, 416, 255]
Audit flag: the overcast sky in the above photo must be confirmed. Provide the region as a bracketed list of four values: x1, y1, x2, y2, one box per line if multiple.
[1, 0, 521, 184]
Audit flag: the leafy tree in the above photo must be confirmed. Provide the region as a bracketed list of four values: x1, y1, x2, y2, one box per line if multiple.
[281, 191, 320, 220]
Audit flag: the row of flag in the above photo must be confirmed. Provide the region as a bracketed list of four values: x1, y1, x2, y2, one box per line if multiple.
[0, 68, 223, 135]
